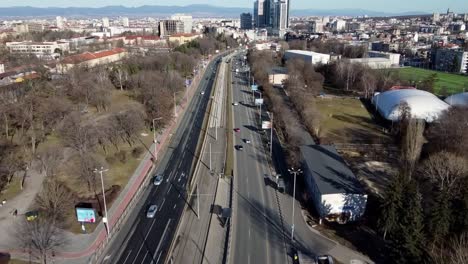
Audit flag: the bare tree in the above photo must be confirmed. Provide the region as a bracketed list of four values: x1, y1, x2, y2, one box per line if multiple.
[421, 151, 468, 194]
[15, 217, 66, 264]
[35, 177, 73, 221]
[400, 115, 425, 179]
[36, 145, 63, 177]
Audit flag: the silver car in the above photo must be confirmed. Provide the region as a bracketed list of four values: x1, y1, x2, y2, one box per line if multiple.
[153, 174, 163, 186]
[146, 205, 158, 218]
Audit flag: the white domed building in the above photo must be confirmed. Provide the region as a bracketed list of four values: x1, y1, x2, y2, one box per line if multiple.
[445, 92, 468, 107]
[372, 89, 450, 122]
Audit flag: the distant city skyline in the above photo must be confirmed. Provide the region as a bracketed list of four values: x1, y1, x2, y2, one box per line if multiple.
[1, 0, 468, 13]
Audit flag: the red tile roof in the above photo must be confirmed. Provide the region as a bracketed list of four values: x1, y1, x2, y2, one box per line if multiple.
[61, 48, 126, 64]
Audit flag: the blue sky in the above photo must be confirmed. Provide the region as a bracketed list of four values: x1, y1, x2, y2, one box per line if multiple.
[1, 0, 467, 13]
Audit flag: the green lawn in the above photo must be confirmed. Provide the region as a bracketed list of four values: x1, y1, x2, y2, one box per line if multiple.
[316, 97, 391, 144]
[396, 67, 468, 95]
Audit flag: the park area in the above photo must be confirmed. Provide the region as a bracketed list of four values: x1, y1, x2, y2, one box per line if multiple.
[396, 67, 468, 95]
[315, 96, 391, 144]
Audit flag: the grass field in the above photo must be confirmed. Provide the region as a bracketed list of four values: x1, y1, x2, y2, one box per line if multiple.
[316, 97, 391, 144]
[396, 67, 468, 95]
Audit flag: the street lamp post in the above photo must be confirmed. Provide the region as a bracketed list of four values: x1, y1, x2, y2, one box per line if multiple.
[270, 112, 273, 157]
[288, 167, 302, 241]
[94, 167, 110, 242]
[152, 117, 163, 161]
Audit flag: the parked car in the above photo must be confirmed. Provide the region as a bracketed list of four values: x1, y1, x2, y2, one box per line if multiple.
[244, 139, 251, 144]
[146, 205, 158, 218]
[200, 91, 205, 95]
[234, 128, 240, 132]
[235, 145, 244, 151]
[233, 102, 239, 106]
[153, 174, 163, 186]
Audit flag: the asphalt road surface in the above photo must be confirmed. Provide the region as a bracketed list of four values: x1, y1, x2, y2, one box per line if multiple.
[230, 54, 289, 264]
[105, 56, 223, 264]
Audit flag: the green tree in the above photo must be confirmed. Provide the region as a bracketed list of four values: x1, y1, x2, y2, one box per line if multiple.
[398, 182, 426, 263]
[378, 173, 405, 240]
[428, 190, 451, 250]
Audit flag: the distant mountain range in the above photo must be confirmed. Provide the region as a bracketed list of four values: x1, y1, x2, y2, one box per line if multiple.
[0, 5, 430, 19]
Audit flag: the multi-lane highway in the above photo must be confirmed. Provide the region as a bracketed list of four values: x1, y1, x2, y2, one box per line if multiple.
[229, 54, 289, 264]
[105, 55, 223, 264]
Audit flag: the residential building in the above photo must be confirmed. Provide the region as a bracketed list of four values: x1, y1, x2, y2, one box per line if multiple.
[331, 20, 346, 31]
[300, 145, 367, 223]
[171, 14, 193, 33]
[6, 41, 70, 58]
[102, 17, 110, 28]
[309, 21, 324, 33]
[56, 16, 64, 29]
[124, 35, 166, 47]
[371, 42, 399, 52]
[240, 13, 253, 29]
[58, 48, 128, 73]
[433, 48, 468, 73]
[122, 17, 129, 27]
[284, 50, 331, 65]
[159, 20, 184, 36]
[346, 22, 364, 31]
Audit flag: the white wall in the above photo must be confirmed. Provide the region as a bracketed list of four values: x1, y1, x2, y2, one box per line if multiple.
[321, 193, 368, 221]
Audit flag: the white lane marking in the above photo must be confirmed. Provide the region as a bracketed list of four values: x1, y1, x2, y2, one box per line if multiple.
[159, 199, 165, 211]
[166, 185, 172, 194]
[173, 204, 177, 209]
[140, 250, 149, 264]
[154, 219, 173, 256]
[131, 217, 158, 264]
[122, 250, 132, 264]
[155, 251, 163, 264]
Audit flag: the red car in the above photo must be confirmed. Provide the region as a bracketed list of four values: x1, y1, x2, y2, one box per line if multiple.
[234, 128, 240, 132]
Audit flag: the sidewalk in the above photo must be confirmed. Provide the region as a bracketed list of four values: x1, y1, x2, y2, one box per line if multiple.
[1, 56, 213, 264]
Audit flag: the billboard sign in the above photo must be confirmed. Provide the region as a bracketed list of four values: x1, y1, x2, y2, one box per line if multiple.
[255, 98, 264, 106]
[262, 121, 272, 129]
[76, 208, 96, 223]
[251, 84, 258, 91]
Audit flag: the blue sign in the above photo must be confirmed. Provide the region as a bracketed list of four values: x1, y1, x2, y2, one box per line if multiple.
[76, 208, 96, 223]
[251, 84, 258, 91]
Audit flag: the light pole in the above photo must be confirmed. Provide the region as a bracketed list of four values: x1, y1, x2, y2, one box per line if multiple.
[269, 112, 273, 157]
[94, 167, 110, 242]
[152, 117, 163, 161]
[288, 167, 302, 241]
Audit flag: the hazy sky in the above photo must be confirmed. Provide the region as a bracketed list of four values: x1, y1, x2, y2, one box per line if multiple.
[1, 0, 467, 13]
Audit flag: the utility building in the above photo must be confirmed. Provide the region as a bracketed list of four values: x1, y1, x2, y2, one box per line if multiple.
[300, 145, 367, 223]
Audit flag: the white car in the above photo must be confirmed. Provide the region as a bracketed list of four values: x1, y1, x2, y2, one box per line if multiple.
[146, 205, 158, 218]
[153, 174, 163, 186]
[233, 102, 239, 106]
[200, 91, 205, 95]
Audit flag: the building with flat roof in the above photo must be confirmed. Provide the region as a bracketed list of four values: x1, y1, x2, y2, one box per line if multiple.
[171, 14, 193, 33]
[434, 48, 468, 74]
[6, 41, 70, 59]
[240, 13, 253, 29]
[300, 145, 367, 223]
[284, 50, 331, 65]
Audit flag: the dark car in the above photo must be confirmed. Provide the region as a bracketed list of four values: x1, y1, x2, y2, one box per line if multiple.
[234, 128, 240, 132]
[235, 145, 244, 151]
[316, 255, 334, 264]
